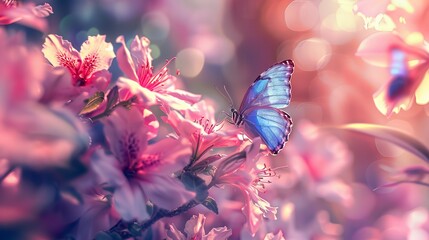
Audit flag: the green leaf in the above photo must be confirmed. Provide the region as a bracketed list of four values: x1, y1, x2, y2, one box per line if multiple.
[128, 222, 142, 236]
[109, 232, 122, 240]
[79, 91, 105, 115]
[94, 232, 113, 240]
[180, 172, 206, 192]
[339, 123, 429, 163]
[105, 86, 119, 111]
[202, 197, 219, 214]
[202, 165, 217, 176]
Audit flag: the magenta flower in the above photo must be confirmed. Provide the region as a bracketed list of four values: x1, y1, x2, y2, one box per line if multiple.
[42, 34, 115, 90]
[167, 214, 232, 240]
[163, 100, 241, 166]
[0, 29, 89, 167]
[0, 1, 53, 32]
[213, 138, 277, 235]
[92, 107, 194, 221]
[356, 32, 429, 116]
[115, 35, 200, 110]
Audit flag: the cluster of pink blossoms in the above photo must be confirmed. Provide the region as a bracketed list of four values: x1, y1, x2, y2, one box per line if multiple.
[0, 2, 290, 239]
[355, 0, 429, 116]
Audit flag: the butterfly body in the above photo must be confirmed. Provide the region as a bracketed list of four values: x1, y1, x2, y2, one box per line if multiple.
[232, 60, 294, 155]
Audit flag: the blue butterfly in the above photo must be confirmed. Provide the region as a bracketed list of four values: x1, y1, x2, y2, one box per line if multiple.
[231, 60, 294, 155]
[387, 47, 410, 100]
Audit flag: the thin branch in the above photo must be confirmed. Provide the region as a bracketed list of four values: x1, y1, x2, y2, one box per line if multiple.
[373, 180, 429, 191]
[107, 198, 200, 237]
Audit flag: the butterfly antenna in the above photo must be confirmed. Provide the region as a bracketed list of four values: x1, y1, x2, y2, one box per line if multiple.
[225, 85, 235, 107]
[222, 110, 232, 118]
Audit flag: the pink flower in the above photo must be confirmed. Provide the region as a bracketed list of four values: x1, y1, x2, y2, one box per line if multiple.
[115, 35, 200, 111]
[213, 138, 277, 235]
[286, 121, 353, 205]
[167, 214, 232, 240]
[264, 231, 286, 240]
[163, 100, 241, 168]
[42, 34, 115, 90]
[0, 29, 89, 167]
[69, 188, 120, 240]
[354, 0, 413, 31]
[0, 29, 45, 105]
[356, 32, 429, 116]
[0, 1, 53, 32]
[92, 107, 194, 221]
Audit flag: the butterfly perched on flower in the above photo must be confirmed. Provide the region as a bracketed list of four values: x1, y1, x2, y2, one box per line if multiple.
[231, 60, 294, 155]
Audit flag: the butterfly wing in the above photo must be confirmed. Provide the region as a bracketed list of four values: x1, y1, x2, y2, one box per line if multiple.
[239, 59, 294, 113]
[242, 107, 292, 154]
[387, 48, 409, 100]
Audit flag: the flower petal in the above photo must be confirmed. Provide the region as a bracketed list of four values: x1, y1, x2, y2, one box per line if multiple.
[415, 70, 429, 105]
[373, 84, 413, 116]
[141, 174, 195, 210]
[80, 35, 115, 75]
[113, 182, 149, 221]
[353, 0, 390, 17]
[130, 35, 153, 78]
[167, 224, 186, 240]
[184, 214, 206, 239]
[0, 103, 89, 167]
[42, 34, 80, 70]
[116, 77, 157, 105]
[356, 32, 428, 67]
[205, 227, 232, 240]
[0, 3, 53, 31]
[116, 35, 139, 81]
[103, 107, 150, 163]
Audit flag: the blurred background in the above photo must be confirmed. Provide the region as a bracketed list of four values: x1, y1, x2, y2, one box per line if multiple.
[7, 0, 429, 239]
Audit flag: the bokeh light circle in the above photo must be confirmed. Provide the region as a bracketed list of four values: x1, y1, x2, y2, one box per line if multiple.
[293, 38, 332, 71]
[175, 48, 205, 78]
[142, 11, 170, 42]
[284, 0, 319, 31]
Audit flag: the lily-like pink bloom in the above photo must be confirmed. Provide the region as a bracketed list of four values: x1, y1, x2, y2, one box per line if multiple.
[0, 1, 53, 32]
[167, 214, 232, 240]
[42, 34, 115, 90]
[356, 32, 429, 116]
[163, 100, 241, 167]
[115, 35, 200, 111]
[0, 29, 89, 167]
[213, 138, 277, 235]
[92, 107, 194, 221]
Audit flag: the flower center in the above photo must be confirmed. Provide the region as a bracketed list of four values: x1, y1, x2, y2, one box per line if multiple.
[194, 117, 216, 134]
[2, 0, 17, 7]
[252, 164, 278, 191]
[139, 59, 173, 91]
[119, 133, 140, 165]
[124, 153, 161, 178]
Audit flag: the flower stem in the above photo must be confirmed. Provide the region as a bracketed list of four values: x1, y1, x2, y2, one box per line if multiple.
[107, 198, 199, 237]
[90, 98, 135, 121]
[141, 199, 199, 230]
